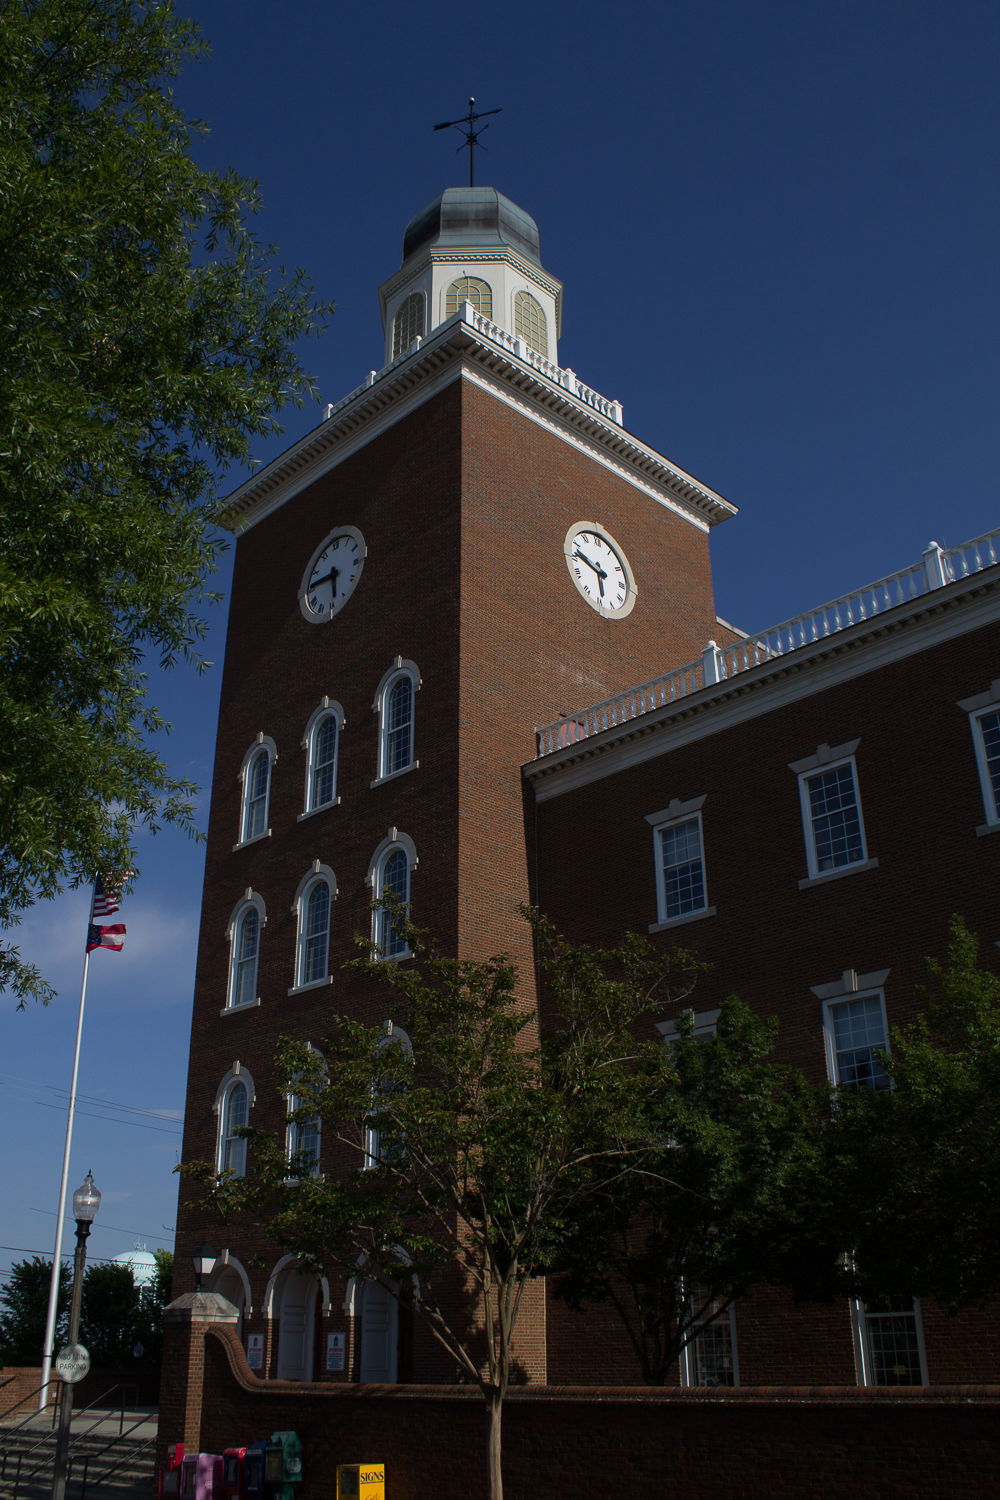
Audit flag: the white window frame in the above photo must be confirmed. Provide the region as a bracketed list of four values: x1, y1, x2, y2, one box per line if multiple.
[445, 276, 493, 319]
[851, 1296, 928, 1386]
[679, 1290, 739, 1388]
[215, 1064, 255, 1178]
[300, 700, 344, 818]
[790, 740, 876, 886]
[958, 682, 1000, 833]
[364, 1022, 413, 1169]
[372, 660, 420, 786]
[513, 289, 548, 357]
[657, 1008, 721, 1044]
[367, 831, 417, 960]
[646, 796, 715, 932]
[236, 735, 276, 848]
[290, 865, 336, 993]
[224, 891, 266, 1012]
[392, 292, 426, 357]
[812, 967, 891, 1092]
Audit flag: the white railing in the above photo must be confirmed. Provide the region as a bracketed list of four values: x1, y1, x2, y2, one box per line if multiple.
[535, 529, 1000, 758]
[323, 303, 624, 427]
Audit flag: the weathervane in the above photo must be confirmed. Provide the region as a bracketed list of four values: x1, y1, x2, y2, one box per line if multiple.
[433, 98, 502, 188]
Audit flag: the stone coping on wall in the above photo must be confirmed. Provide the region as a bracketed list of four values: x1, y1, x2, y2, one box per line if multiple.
[206, 1325, 1000, 1407]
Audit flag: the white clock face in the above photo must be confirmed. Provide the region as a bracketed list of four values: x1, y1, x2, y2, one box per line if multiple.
[299, 526, 366, 623]
[564, 524, 637, 617]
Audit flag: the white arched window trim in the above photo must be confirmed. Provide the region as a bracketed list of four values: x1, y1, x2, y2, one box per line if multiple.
[367, 831, 417, 960]
[224, 890, 266, 1013]
[208, 1251, 254, 1318]
[299, 699, 344, 819]
[371, 658, 421, 786]
[343, 1246, 419, 1315]
[235, 734, 276, 849]
[214, 1063, 256, 1178]
[263, 1254, 332, 1319]
[289, 864, 336, 993]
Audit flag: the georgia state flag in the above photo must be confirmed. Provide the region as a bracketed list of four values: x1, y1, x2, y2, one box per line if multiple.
[86, 923, 126, 954]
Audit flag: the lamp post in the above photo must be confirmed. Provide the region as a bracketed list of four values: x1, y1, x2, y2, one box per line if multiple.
[51, 1170, 100, 1500]
[193, 1243, 217, 1294]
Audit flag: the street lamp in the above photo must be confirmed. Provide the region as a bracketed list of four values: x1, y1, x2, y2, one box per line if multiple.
[193, 1243, 217, 1294]
[51, 1171, 101, 1500]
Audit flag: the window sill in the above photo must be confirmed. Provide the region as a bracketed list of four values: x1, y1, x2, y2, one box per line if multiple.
[798, 857, 879, 890]
[220, 997, 261, 1015]
[297, 799, 341, 823]
[370, 761, 419, 790]
[976, 820, 1000, 837]
[232, 829, 271, 852]
[287, 977, 334, 996]
[648, 906, 717, 934]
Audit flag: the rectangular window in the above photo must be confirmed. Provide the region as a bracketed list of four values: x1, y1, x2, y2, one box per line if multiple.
[971, 708, 1000, 825]
[824, 992, 890, 1092]
[799, 758, 867, 876]
[853, 1297, 927, 1385]
[647, 796, 714, 929]
[680, 1290, 738, 1387]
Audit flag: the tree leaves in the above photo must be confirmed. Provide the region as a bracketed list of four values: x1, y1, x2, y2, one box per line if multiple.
[0, 0, 331, 1004]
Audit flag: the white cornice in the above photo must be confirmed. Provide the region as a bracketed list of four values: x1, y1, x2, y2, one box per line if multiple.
[526, 571, 1000, 801]
[220, 316, 735, 535]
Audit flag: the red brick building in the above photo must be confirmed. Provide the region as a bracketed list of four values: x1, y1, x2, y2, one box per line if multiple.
[172, 185, 1000, 1401]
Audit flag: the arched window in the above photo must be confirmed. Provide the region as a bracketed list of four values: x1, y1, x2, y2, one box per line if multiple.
[446, 276, 493, 319]
[286, 1094, 322, 1179]
[215, 1065, 255, 1178]
[364, 1022, 412, 1168]
[238, 736, 276, 844]
[373, 660, 420, 782]
[292, 866, 335, 989]
[514, 290, 548, 358]
[302, 701, 343, 814]
[392, 293, 425, 358]
[227, 892, 265, 1009]
[368, 833, 417, 960]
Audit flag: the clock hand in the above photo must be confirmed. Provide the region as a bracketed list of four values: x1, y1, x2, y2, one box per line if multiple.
[313, 566, 339, 593]
[574, 550, 608, 580]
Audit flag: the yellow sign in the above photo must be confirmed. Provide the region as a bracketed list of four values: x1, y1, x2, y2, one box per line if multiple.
[336, 1463, 385, 1500]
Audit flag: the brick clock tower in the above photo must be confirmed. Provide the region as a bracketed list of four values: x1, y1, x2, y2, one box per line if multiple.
[174, 186, 736, 1387]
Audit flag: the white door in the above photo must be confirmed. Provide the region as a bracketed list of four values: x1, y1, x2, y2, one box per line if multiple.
[276, 1272, 317, 1381]
[359, 1279, 398, 1383]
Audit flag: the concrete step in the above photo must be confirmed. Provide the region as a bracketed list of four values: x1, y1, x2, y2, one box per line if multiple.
[0, 1418, 156, 1499]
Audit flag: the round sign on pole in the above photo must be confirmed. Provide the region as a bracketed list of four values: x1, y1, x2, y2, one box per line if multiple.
[55, 1344, 90, 1383]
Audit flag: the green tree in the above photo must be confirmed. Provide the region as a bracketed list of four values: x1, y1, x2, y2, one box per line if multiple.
[0, 1256, 70, 1364]
[0, 0, 329, 1005]
[552, 998, 825, 1383]
[80, 1263, 141, 1365]
[826, 917, 1000, 1308]
[190, 913, 703, 1500]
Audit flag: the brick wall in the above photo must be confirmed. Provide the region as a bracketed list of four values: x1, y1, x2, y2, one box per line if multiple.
[158, 1321, 1000, 1500]
[0, 1367, 57, 1418]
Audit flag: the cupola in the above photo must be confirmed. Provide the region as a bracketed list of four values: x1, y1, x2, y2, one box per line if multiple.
[378, 187, 564, 367]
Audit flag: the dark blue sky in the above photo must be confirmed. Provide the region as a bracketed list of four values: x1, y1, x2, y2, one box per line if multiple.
[6, 0, 998, 1280]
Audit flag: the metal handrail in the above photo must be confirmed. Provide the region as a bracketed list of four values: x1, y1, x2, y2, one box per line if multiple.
[1, 1381, 144, 1493]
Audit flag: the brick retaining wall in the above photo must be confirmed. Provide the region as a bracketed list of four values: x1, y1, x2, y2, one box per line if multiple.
[159, 1318, 1000, 1500]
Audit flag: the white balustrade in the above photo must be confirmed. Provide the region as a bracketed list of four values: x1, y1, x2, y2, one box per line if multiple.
[535, 527, 1000, 758]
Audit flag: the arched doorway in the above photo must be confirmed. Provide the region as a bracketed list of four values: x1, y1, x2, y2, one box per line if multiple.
[208, 1262, 248, 1340]
[274, 1264, 320, 1381]
[359, 1276, 398, 1383]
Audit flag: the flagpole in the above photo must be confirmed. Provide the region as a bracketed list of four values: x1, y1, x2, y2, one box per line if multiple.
[38, 924, 92, 1411]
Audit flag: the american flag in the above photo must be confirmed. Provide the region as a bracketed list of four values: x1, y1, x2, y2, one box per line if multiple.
[86, 872, 132, 953]
[91, 872, 127, 919]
